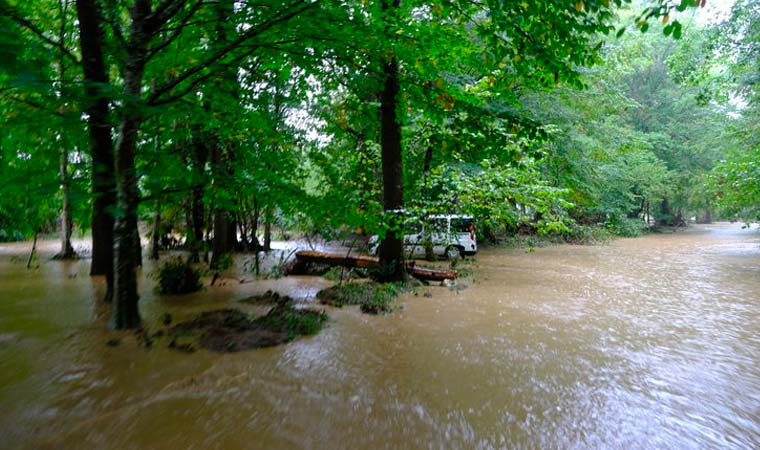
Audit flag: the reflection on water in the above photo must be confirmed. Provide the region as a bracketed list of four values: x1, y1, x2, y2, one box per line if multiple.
[1, 223, 759, 449]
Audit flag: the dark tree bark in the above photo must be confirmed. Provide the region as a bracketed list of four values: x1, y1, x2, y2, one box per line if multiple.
[209, 142, 234, 268]
[659, 197, 672, 226]
[375, 0, 405, 282]
[208, 0, 240, 267]
[189, 185, 205, 262]
[76, 0, 115, 298]
[112, 0, 152, 329]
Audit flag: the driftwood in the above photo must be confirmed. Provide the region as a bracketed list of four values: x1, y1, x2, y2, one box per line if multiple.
[287, 250, 457, 281]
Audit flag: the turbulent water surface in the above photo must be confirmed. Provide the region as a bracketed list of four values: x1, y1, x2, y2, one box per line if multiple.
[1, 223, 759, 449]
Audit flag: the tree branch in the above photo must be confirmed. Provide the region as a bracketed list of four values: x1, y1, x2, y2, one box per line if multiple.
[146, 0, 206, 62]
[147, 0, 318, 105]
[0, 4, 80, 65]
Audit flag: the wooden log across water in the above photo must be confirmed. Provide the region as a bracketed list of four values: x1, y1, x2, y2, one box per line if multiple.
[288, 250, 457, 281]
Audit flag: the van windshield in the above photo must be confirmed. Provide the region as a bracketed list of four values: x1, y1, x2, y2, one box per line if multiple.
[451, 218, 474, 233]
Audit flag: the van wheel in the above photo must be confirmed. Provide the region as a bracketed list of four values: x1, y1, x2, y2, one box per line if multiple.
[445, 246, 462, 260]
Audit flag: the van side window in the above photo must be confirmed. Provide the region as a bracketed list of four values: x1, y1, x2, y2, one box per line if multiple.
[404, 222, 422, 234]
[451, 218, 473, 233]
[429, 219, 447, 234]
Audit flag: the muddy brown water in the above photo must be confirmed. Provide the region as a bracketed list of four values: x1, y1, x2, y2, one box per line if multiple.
[1, 223, 759, 450]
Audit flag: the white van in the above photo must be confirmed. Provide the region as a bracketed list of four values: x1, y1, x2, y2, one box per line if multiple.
[368, 215, 477, 259]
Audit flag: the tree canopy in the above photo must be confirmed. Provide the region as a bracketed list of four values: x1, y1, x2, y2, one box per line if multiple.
[0, 0, 753, 327]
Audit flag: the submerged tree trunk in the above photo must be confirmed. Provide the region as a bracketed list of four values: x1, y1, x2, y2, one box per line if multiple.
[76, 0, 115, 298]
[26, 230, 38, 269]
[210, 142, 233, 269]
[113, 115, 143, 329]
[58, 146, 77, 259]
[263, 206, 273, 252]
[56, 1, 76, 260]
[208, 0, 240, 267]
[189, 185, 204, 262]
[210, 212, 229, 268]
[112, 1, 151, 329]
[376, 0, 405, 282]
[660, 197, 672, 226]
[150, 199, 161, 260]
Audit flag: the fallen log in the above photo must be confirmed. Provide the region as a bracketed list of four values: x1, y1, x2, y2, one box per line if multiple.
[288, 250, 457, 281]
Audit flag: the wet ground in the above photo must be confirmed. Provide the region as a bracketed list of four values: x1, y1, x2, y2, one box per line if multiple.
[1, 223, 758, 449]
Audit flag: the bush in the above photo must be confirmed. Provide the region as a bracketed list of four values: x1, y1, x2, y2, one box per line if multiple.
[564, 224, 613, 244]
[605, 216, 647, 237]
[156, 258, 203, 294]
[317, 282, 405, 315]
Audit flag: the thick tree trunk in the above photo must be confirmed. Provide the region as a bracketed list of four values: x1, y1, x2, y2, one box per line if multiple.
[208, 1, 239, 266]
[376, 0, 405, 282]
[189, 185, 204, 262]
[76, 0, 115, 298]
[112, 1, 150, 329]
[210, 210, 229, 268]
[660, 197, 672, 226]
[113, 116, 142, 329]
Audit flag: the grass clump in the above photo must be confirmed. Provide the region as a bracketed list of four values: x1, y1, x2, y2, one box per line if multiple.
[317, 282, 406, 315]
[156, 258, 203, 294]
[169, 295, 327, 352]
[254, 303, 328, 340]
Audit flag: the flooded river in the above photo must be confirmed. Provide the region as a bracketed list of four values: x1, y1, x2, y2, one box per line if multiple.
[1, 223, 759, 449]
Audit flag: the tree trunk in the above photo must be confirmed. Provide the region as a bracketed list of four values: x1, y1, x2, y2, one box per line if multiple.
[112, 1, 151, 329]
[210, 207, 230, 269]
[376, 0, 405, 282]
[59, 146, 77, 259]
[56, 0, 76, 260]
[150, 199, 161, 260]
[660, 197, 672, 226]
[208, 0, 239, 266]
[75, 0, 115, 299]
[189, 185, 204, 262]
[263, 206, 273, 252]
[26, 230, 38, 269]
[113, 115, 142, 329]
[134, 225, 143, 267]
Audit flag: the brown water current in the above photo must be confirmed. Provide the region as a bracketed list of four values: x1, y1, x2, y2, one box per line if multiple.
[1, 223, 759, 449]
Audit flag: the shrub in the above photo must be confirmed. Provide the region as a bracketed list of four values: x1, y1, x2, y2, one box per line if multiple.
[317, 282, 405, 314]
[156, 258, 203, 294]
[605, 216, 647, 237]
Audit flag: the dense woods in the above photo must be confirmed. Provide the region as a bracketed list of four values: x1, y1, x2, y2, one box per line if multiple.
[1, 0, 757, 328]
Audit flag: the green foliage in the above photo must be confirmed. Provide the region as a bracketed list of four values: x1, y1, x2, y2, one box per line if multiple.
[708, 147, 760, 222]
[156, 258, 203, 295]
[317, 282, 406, 315]
[253, 304, 328, 340]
